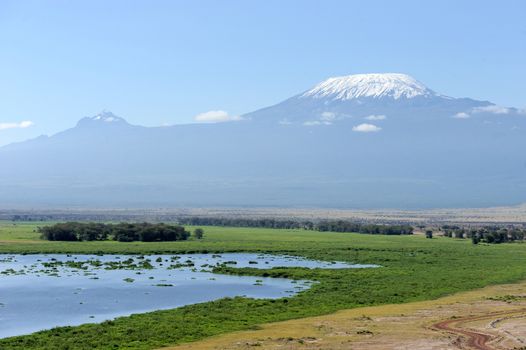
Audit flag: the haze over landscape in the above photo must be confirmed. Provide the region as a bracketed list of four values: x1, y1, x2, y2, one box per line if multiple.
[1, 72, 525, 208]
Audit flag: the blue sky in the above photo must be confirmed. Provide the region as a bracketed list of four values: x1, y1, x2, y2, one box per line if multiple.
[0, 0, 525, 145]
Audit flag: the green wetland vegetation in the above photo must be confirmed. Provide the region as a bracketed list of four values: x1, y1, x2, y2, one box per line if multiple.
[1, 221, 526, 349]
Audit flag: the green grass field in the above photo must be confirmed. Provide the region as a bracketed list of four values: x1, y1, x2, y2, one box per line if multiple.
[1, 221, 526, 349]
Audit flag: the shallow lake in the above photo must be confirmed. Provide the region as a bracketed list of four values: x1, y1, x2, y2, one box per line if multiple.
[0, 253, 377, 338]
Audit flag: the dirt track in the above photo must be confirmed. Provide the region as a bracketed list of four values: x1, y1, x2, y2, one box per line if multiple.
[433, 309, 526, 350]
[434, 313, 500, 350]
[434, 319, 492, 349]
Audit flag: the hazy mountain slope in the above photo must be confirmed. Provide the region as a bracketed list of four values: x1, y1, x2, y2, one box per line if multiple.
[0, 74, 525, 208]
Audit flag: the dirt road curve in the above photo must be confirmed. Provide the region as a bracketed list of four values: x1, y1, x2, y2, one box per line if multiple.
[434, 318, 493, 350]
[433, 309, 526, 350]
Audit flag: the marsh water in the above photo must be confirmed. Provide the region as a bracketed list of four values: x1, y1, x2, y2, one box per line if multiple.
[0, 253, 376, 338]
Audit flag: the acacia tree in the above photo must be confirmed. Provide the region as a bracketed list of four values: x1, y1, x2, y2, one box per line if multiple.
[193, 228, 204, 239]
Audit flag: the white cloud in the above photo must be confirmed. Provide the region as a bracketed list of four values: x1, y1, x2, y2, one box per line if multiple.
[364, 114, 386, 121]
[0, 120, 34, 131]
[320, 112, 336, 121]
[472, 105, 510, 114]
[303, 120, 332, 126]
[452, 112, 470, 119]
[352, 123, 382, 133]
[278, 119, 293, 125]
[193, 110, 242, 123]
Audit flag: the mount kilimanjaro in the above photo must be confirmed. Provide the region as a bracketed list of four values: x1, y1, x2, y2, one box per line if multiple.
[1, 73, 525, 208]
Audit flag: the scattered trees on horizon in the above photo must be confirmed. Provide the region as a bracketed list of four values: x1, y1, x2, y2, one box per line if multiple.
[34, 220, 526, 244]
[316, 221, 413, 235]
[441, 225, 526, 244]
[177, 217, 414, 235]
[38, 218, 414, 242]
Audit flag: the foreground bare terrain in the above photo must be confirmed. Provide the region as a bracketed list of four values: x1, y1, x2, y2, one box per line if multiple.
[164, 281, 526, 350]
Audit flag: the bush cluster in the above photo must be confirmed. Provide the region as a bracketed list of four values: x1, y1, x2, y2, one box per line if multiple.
[38, 222, 191, 242]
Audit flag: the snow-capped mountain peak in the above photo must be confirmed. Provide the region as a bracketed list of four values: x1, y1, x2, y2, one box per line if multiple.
[301, 73, 437, 100]
[91, 110, 124, 123]
[76, 111, 129, 128]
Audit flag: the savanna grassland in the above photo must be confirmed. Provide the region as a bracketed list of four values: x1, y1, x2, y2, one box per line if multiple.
[1, 221, 526, 349]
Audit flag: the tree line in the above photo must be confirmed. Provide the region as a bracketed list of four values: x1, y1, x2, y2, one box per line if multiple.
[441, 225, 526, 244]
[38, 222, 200, 242]
[176, 217, 414, 235]
[316, 221, 413, 235]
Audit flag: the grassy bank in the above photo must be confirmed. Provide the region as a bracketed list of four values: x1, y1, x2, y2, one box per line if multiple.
[1, 221, 526, 349]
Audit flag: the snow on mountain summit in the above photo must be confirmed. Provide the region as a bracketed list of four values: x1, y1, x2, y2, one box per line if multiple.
[90, 110, 125, 123]
[76, 110, 129, 128]
[301, 73, 437, 100]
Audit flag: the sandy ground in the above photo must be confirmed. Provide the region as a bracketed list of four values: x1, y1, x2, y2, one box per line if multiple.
[162, 282, 526, 350]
